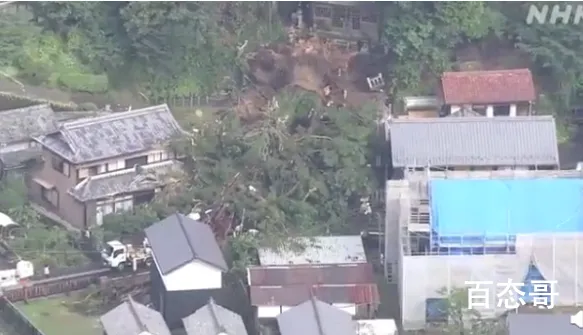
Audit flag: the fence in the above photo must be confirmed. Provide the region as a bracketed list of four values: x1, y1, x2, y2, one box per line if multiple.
[0, 296, 44, 335]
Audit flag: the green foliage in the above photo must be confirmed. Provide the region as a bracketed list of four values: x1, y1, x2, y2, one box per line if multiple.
[383, 2, 501, 95]
[24, 1, 284, 98]
[57, 73, 108, 93]
[432, 287, 505, 335]
[93, 205, 159, 243]
[163, 91, 377, 270]
[0, 177, 87, 267]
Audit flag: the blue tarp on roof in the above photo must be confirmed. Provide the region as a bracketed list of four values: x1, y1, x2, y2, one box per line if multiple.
[429, 179, 583, 240]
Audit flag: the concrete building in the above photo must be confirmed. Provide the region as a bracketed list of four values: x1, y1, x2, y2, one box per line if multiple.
[30, 104, 184, 229]
[249, 236, 379, 319]
[385, 169, 583, 330]
[441, 69, 536, 117]
[146, 213, 228, 328]
[387, 116, 560, 173]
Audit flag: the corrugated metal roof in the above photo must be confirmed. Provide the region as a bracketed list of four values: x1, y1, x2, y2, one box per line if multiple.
[248, 263, 375, 286]
[388, 116, 559, 167]
[258, 236, 367, 266]
[507, 314, 579, 335]
[250, 284, 379, 306]
[441, 69, 536, 104]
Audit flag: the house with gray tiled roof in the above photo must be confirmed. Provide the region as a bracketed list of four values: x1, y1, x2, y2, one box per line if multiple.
[277, 298, 356, 335]
[100, 296, 172, 335]
[387, 116, 559, 173]
[146, 213, 228, 329]
[182, 298, 247, 335]
[0, 104, 59, 172]
[30, 104, 184, 229]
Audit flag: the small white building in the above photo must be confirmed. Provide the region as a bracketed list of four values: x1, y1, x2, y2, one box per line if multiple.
[249, 236, 379, 319]
[146, 213, 228, 328]
[441, 69, 536, 117]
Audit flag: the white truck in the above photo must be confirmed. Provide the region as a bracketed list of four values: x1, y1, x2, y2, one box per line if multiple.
[101, 238, 153, 271]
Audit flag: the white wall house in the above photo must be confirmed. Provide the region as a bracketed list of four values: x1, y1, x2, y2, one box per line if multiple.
[145, 213, 228, 291]
[449, 103, 518, 117]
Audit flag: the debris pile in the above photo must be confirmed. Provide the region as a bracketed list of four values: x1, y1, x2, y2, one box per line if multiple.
[236, 32, 388, 119]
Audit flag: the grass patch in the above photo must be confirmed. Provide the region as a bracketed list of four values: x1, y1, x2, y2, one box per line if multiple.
[15, 291, 103, 335]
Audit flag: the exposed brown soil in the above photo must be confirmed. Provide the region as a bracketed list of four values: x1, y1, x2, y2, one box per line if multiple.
[237, 31, 389, 118]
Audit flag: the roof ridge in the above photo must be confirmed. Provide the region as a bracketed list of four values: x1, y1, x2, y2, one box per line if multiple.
[176, 213, 199, 261]
[310, 296, 326, 335]
[207, 298, 229, 334]
[127, 297, 149, 333]
[61, 104, 170, 130]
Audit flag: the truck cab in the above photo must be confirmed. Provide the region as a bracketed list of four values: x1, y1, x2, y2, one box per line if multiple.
[102, 238, 152, 271]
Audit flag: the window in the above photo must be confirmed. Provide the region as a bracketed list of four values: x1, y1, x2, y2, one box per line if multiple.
[113, 249, 124, 258]
[361, 13, 378, 23]
[51, 156, 70, 177]
[350, 9, 361, 30]
[107, 160, 125, 172]
[114, 199, 133, 213]
[125, 155, 147, 169]
[314, 6, 331, 18]
[41, 188, 59, 208]
[148, 151, 165, 164]
[493, 105, 510, 116]
[425, 298, 448, 323]
[332, 7, 346, 28]
[77, 166, 98, 183]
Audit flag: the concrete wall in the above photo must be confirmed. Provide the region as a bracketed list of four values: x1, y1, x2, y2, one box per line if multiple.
[400, 234, 583, 330]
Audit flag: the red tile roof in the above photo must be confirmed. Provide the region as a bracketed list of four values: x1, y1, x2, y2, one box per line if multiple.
[441, 69, 536, 105]
[248, 263, 379, 306]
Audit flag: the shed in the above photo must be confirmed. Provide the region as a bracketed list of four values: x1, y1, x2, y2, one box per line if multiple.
[388, 116, 559, 169]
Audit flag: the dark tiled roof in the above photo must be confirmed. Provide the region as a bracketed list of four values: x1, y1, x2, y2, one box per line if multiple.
[0, 104, 58, 144]
[250, 283, 379, 306]
[69, 160, 181, 201]
[35, 104, 183, 163]
[182, 298, 247, 335]
[389, 116, 559, 168]
[277, 298, 355, 335]
[145, 213, 228, 275]
[0, 148, 42, 169]
[248, 263, 375, 286]
[100, 298, 171, 335]
[441, 69, 536, 105]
